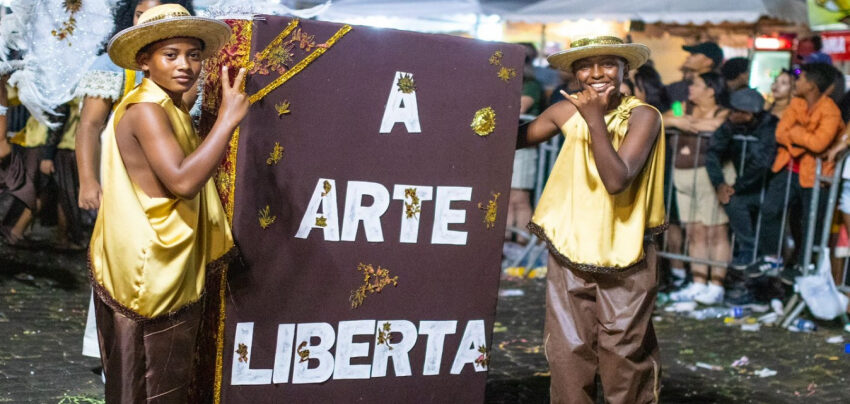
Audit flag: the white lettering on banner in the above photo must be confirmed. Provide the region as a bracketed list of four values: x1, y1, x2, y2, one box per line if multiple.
[229, 319, 487, 385]
[379, 71, 421, 133]
[371, 320, 417, 377]
[419, 320, 457, 375]
[295, 178, 341, 241]
[450, 320, 488, 374]
[431, 187, 472, 245]
[292, 323, 336, 384]
[341, 181, 391, 242]
[392, 185, 434, 243]
[231, 322, 273, 385]
[333, 320, 375, 380]
[296, 179, 471, 245]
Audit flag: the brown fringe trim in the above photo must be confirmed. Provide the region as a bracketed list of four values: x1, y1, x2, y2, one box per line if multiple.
[88, 246, 239, 325]
[528, 222, 664, 275]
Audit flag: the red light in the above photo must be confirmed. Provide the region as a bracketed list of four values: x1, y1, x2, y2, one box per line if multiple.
[754, 37, 791, 50]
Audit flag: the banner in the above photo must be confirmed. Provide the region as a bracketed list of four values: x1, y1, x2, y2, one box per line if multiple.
[199, 16, 524, 402]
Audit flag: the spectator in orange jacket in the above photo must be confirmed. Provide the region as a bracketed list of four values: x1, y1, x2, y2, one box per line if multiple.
[760, 63, 845, 284]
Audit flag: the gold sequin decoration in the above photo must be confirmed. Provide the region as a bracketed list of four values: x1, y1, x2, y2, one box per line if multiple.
[497, 66, 517, 82]
[321, 180, 332, 197]
[471, 107, 496, 137]
[266, 142, 284, 165]
[249, 24, 353, 104]
[275, 100, 291, 116]
[316, 216, 327, 227]
[377, 322, 394, 350]
[51, 0, 82, 43]
[489, 50, 503, 65]
[478, 192, 500, 229]
[350, 263, 398, 309]
[404, 188, 421, 219]
[397, 74, 416, 94]
[246, 19, 300, 74]
[236, 343, 249, 363]
[258, 205, 276, 229]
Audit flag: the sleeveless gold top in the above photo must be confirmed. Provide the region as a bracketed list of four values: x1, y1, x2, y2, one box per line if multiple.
[529, 96, 666, 273]
[90, 78, 233, 319]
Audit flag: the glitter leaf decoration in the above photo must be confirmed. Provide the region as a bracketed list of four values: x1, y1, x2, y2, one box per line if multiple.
[475, 345, 490, 368]
[258, 205, 276, 229]
[404, 188, 421, 219]
[297, 341, 310, 363]
[266, 142, 284, 165]
[316, 216, 327, 227]
[377, 322, 394, 350]
[397, 74, 416, 94]
[478, 192, 501, 229]
[236, 343, 249, 363]
[321, 180, 332, 197]
[350, 263, 398, 309]
[471, 107, 496, 137]
[275, 100, 291, 116]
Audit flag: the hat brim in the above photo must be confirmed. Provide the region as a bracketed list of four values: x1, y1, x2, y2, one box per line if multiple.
[547, 43, 650, 72]
[107, 17, 232, 70]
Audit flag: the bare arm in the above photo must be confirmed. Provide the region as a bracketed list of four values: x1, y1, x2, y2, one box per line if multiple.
[130, 66, 248, 200]
[517, 100, 577, 149]
[689, 109, 728, 132]
[0, 76, 8, 158]
[75, 96, 112, 209]
[567, 87, 661, 194]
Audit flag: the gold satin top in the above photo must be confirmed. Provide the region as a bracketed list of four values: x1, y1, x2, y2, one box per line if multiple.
[90, 78, 233, 318]
[529, 96, 666, 273]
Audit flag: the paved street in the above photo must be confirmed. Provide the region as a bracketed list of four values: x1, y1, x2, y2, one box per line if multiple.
[1, 242, 849, 403]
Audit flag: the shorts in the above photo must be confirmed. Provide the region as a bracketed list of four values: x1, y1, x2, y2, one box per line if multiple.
[673, 167, 729, 226]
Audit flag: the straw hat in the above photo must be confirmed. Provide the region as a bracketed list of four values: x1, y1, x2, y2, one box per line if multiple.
[547, 36, 650, 72]
[107, 4, 231, 70]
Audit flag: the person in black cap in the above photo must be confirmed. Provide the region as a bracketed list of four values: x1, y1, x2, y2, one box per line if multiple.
[721, 57, 750, 93]
[704, 88, 778, 275]
[667, 41, 724, 103]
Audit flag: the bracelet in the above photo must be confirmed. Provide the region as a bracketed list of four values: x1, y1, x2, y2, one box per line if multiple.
[0, 105, 7, 116]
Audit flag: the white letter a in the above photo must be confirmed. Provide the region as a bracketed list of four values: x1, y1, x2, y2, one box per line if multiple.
[379, 71, 421, 134]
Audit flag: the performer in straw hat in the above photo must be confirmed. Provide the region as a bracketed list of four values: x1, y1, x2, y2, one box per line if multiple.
[518, 37, 666, 403]
[88, 4, 247, 402]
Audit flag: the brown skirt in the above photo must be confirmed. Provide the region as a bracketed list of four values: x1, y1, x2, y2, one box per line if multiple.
[93, 294, 202, 404]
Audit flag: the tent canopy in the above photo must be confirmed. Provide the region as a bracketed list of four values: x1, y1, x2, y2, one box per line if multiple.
[509, 0, 808, 25]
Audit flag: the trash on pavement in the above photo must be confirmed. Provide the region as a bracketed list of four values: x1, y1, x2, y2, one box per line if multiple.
[665, 301, 697, 313]
[826, 335, 844, 344]
[499, 289, 525, 297]
[730, 356, 749, 367]
[754, 368, 777, 378]
[695, 362, 723, 371]
[741, 323, 760, 332]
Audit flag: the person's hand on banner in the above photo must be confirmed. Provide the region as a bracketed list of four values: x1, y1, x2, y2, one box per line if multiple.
[219, 65, 249, 128]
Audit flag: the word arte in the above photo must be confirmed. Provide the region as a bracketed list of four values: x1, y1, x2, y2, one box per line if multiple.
[295, 179, 478, 245]
[231, 319, 488, 385]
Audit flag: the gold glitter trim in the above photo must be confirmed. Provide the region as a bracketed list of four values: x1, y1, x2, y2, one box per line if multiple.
[252, 19, 299, 64]
[471, 107, 496, 136]
[142, 10, 191, 22]
[571, 36, 625, 48]
[248, 24, 352, 104]
[214, 20, 253, 404]
[266, 142, 284, 165]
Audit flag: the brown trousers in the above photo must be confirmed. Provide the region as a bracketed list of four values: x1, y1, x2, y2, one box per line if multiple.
[94, 295, 202, 403]
[544, 244, 660, 404]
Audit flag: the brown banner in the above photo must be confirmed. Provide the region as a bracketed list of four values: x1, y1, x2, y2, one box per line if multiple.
[209, 16, 523, 402]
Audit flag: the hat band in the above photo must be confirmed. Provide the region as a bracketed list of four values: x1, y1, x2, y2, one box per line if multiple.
[571, 36, 625, 48]
[142, 11, 191, 23]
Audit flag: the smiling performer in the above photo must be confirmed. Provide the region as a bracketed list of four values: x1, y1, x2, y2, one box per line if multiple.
[88, 4, 248, 402]
[517, 37, 665, 403]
